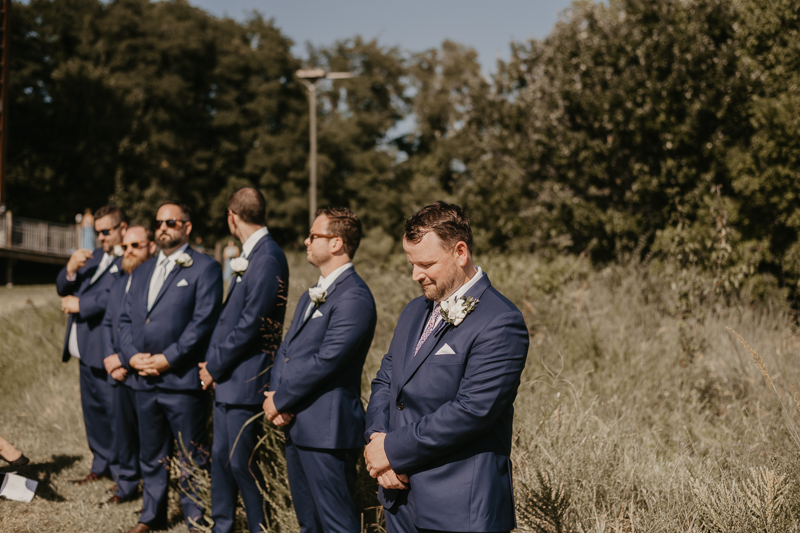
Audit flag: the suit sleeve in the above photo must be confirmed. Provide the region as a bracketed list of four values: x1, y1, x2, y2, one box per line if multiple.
[383, 311, 529, 474]
[100, 285, 116, 359]
[56, 266, 78, 296]
[205, 255, 284, 380]
[365, 309, 411, 442]
[272, 289, 375, 413]
[162, 260, 223, 369]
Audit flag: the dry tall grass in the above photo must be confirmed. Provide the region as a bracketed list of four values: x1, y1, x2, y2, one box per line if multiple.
[2, 253, 800, 532]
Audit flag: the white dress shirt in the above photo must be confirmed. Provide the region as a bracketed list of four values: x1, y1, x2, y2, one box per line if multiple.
[303, 262, 354, 321]
[240, 226, 269, 259]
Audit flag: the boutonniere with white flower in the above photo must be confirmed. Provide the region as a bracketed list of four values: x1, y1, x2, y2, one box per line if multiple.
[113, 244, 124, 258]
[230, 257, 249, 277]
[439, 295, 479, 327]
[175, 252, 193, 268]
[308, 287, 328, 307]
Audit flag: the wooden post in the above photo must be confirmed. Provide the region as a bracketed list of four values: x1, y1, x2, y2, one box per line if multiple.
[5, 258, 12, 288]
[5, 209, 11, 247]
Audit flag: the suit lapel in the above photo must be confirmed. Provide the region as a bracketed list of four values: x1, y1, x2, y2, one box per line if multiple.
[287, 292, 312, 342]
[226, 234, 269, 303]
[289, 267, 356, 341]
[148, 248, 192, 314]
[397, 273, 493, 395]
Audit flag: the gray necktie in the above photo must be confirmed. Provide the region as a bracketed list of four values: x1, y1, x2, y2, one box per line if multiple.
[147, 258, 168, 311]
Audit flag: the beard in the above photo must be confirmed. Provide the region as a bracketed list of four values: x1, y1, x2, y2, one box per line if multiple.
[122, 254, 147, 274]
[419, 269, 461, 302]
[156, 231, 184, 250]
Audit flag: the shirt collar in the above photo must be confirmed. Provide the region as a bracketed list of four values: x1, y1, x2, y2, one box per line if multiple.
[241, 226, 269, 258]
[316, 262, 354, 292]
[440, 266, 484, 303]
[157, 242, 190, 264]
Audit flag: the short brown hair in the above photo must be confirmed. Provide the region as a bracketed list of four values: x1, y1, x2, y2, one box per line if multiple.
[126, 224, 154, 242]
[158, 200, 192, 222]
[404, 201, 473, 253]
[316, 207, 362, 259]
[94, 205, 128, 226]
[228, 187, 266, 225]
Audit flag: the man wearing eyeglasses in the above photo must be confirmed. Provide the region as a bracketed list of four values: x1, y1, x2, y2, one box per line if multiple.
[118, 201, 222, 533]
[57, 205, 127, 486]
[264, 207, 377, 533]
[199, 187, 289, 533]
[99, 225, 156, 506]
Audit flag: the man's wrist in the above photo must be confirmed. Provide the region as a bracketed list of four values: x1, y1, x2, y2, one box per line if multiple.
[66, 271, 77, 281]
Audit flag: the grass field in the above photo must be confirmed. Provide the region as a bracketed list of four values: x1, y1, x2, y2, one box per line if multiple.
[2, 252, 800, 532]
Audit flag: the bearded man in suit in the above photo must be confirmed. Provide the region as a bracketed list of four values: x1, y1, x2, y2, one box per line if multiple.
[100, 225, 157, 505]
[265, 207, 377, 533]
[119, 201, 222, 533]
[56, 205, 127, 484]
[199, 187, 289, 533]
[364, 201, 529, 533]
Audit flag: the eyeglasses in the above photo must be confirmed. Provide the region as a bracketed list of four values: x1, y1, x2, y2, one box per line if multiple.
[120, 241, 150, 251]
[153, 219, 187, 229]
[308, 232, 337, 243]
[96, 223, 121, 236]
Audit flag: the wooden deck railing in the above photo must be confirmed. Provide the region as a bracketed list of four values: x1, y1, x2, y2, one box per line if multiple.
[0, 211, 77, 261]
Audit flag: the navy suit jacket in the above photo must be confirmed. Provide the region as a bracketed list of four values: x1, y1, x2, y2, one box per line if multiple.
[205, 233, 289, 405]
[101, 269, 146, 390]
[118, 248, 223, 391]
[365, 274, 529, 532]
[270, 268, 376, 450]
[56, 249, 122, 368]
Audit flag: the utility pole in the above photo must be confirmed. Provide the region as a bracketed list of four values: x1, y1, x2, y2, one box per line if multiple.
[0, 0, 10, 212]
[296, 68, 354, 228]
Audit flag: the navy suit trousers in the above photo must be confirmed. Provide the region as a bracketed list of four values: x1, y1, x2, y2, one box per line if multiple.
[284, 440, 360, 533]
[112, 383, 141, 499]
[137, 389, 209, 529]
[79, 361, 116, 477]
[211, 402, 266, 533]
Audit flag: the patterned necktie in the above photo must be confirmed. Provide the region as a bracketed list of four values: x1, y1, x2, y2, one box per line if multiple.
[147, 258, 168, 311]
[414, 304, 441, 356]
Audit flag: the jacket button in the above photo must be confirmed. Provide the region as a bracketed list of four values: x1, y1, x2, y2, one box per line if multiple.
[145, 318, 150, 324]
[285, 357, 290, 363]
[219, 319, 223, 325]
[117, 327, 120, 332]
[397, 403, 404, 410]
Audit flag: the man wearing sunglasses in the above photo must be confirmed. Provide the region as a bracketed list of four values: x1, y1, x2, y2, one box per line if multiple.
[100, 225, 157, 506]
[118, 201, 222, 533]
[264, 207, 377, 533]
[200, 187, 289, 533]
[56, 205, 127, 486]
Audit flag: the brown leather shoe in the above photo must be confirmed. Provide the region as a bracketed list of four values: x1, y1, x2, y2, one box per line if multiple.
[100, 494, 136, 506]
[72, 472, 110, 485]
[125, 523, 151, 533]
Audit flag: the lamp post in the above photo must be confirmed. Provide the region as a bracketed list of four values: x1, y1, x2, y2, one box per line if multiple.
[296, 68, 354, 228]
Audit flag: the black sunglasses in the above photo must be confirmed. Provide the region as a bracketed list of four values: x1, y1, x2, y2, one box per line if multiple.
[96, 223, 121, 236]
[120, 241, 149, 251]
[153, 219, 187, 229]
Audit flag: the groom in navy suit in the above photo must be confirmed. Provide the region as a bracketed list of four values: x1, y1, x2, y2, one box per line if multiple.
[119, 201, 222, 533]
[265, 207, 377, 533]
[365, 201, 529, 533]
[56, 205, 127, 484]
[199, 187, 289, 533]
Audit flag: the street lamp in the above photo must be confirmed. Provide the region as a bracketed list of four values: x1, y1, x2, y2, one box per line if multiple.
[296, 68, 355, 228]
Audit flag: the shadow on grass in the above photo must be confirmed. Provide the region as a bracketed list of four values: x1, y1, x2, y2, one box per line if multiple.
[0, 454, 82, 502]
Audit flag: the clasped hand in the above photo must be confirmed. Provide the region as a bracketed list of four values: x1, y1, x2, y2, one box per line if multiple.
[104, 354, 127, 382]
[129, 353, 170, 376]
[365, 432, 408, 490]
[262, 391, 294, 427]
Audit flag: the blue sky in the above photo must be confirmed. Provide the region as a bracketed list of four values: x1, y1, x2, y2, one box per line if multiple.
[188, 0, 575, 73]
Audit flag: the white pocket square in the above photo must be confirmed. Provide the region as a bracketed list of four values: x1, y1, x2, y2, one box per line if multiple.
[312, 309, 323, 319]
[109, 265, 119, 274]
[435, 344, 456, 355]
[176, 279, 189, 287]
